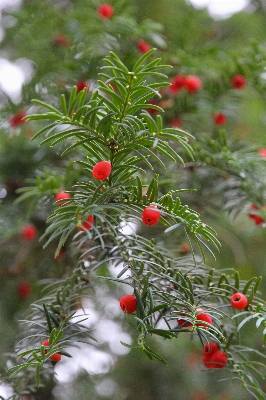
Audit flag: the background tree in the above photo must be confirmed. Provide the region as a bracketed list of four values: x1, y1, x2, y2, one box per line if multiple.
[1, 1, 266, 400]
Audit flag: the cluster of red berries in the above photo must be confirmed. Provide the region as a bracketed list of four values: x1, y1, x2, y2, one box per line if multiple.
[202, 342, 228, 369]
[42, 339, 62, 362]
[21, 224, 37, 240]
[177, 309, 213, 329]
[97, 3, 114, 19]
[92, 161, 112, 180]
[120, 294, 137, 314]
[9, 110, 27, 127]
[169, 74, 202, 95]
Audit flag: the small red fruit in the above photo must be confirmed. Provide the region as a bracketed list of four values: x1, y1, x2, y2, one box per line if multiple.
[248, 204, 264, 225]
[230, 292, 248, 310]
[42, 339, 62, 362]
[137, 40, 150, 54]
[142, 206, 160, 226]
[97, 3, 114, 19]
[55, 191, 71, 206]
[170, 118, 182, 128]
[77, 215, 94, 231]
[17, 281, 32, 299]
[92, 161, 112, 180]
[168, 74, 186, 95]
[177, 313, 193, 328]
[120, 294, 137, 314]
[231, 74, 246, 89]
[213, 112, 227, 125]
[21, 224, 37, 240]
[203, 350, 228, 369]
[10, 110, 27, 127]
[202, 342, 220, 358]
[184, 75, 202, 93]
[196, 309, 212, 328]
[76, 80, 89, 93]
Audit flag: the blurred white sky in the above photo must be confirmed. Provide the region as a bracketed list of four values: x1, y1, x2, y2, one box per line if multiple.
[189, 0, 249, 18]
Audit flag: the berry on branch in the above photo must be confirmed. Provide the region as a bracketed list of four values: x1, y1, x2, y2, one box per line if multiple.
[77, 215, 94, 231]
[184, 75, 202, 93]
[55, 191, 71, 206]
[97, 3, 114, 19]
[120, 294, 137, 314]
[142, 206, 160, 226]
[137, 40, 150, 54]
[195, 309, 213, 328]
[230, 292, 248, 310]
[92, 161, 112, 180]
[21, 224, 37, 240]
[231, 75, 246, 89]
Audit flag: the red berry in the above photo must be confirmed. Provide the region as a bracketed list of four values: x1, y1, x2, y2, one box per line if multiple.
[137, 40, 150, 54]
[97, 3, 114, 19]
[77, 215, 94, 231]
[76, 80, 89, 93]
[49, 353, 62, 362]
[231, 74, 246, 89]
[170, 118, 182, 128]
[196, 309, 212, 328]
[258, 148, 266, 158]
[42, 339, 50, 354]
[146, 100, 161, 115]
[142, 206, 160, 226]
[53, 33, 71, 47]
[177, 313, 193, 328]
[230, 292, 248, 310]
[184, 75, 202, 93]
[9, 110, 27, 127]
[21, 224, 37, 240]
[213, 112, 227, 125]
[17, 281, 32, 299]
[203, 350, 228, 369]
[202, 342, 220, 358]
[168, 74, 186, 94]
[248, 204, 264, 225]
[120, 294, 137, 314]
[55, 191, 71, 206]
[92, 161, 112, 180]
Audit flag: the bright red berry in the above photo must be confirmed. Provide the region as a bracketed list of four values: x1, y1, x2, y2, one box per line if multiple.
[77, 215, 94, 231]
[137, 40, 150, 54]
[213, 112, 227, 125]
[248, 204, 264, 225]
[42, 339, 62, 362]
[120, 294, 137, 314]
[202, 342, 220, 358]
[231, 74, 246, 89]
[17, 281, 32, 299]
[203, 350, 228, 369]
[76, 80, 89, 93]
[168, 74, 186, 94]
[184, 75, 202, 93]
[97, 3, 114, 19]
[230, 292, 248, 310]
[9, 110, 27, 127]
[55, 191, 71, 206]
[92, 161, 112, 180]
[196, 309, 212, 328]
[21, 224, 37, 240]
[142, 206, 160, 226]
